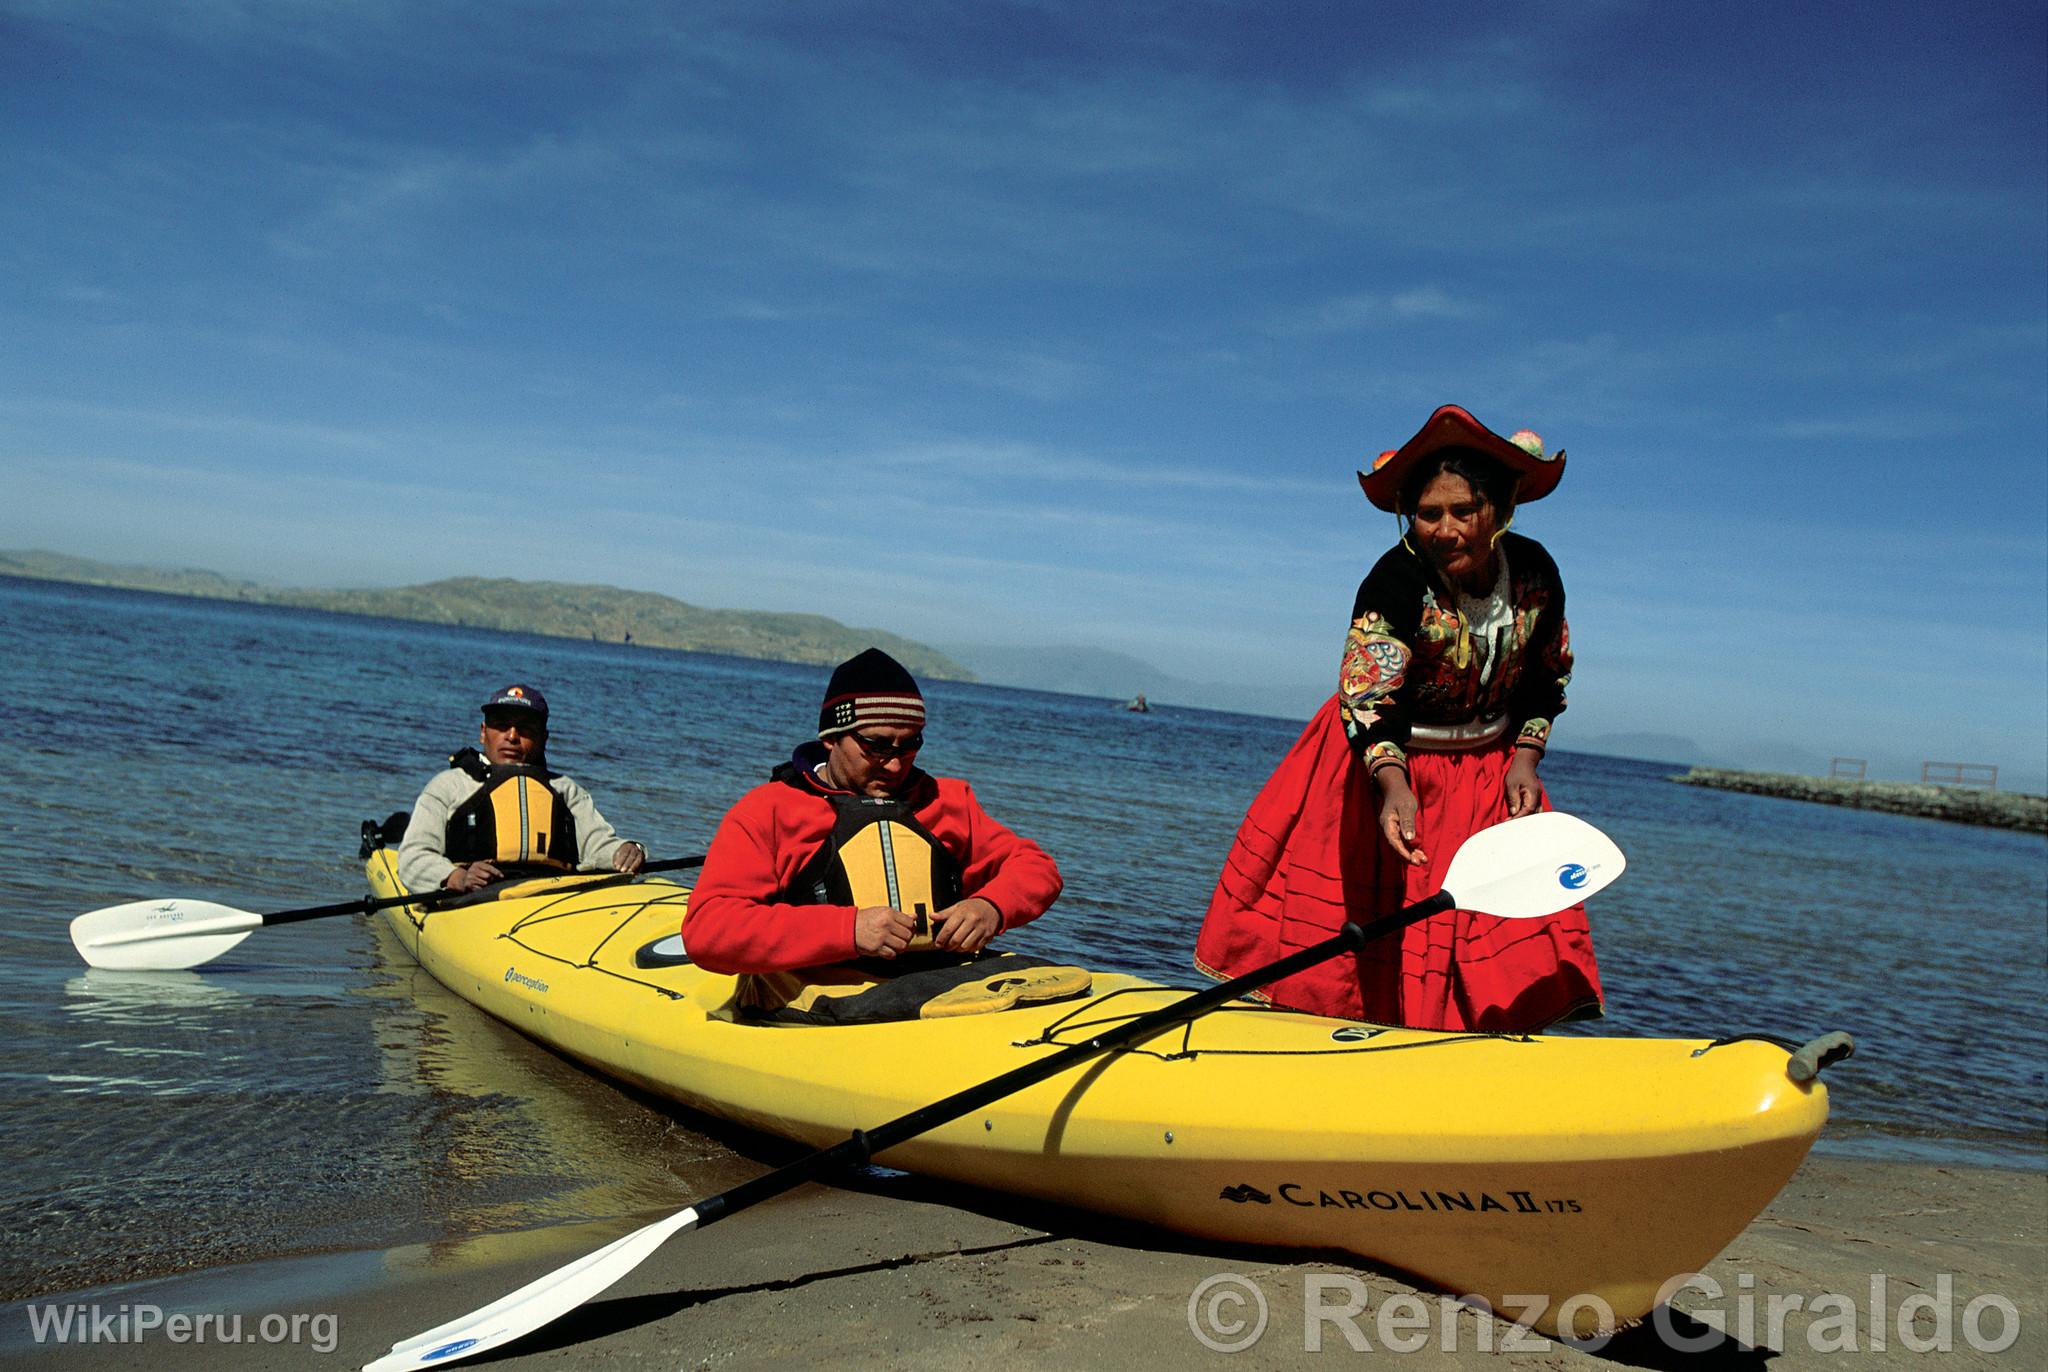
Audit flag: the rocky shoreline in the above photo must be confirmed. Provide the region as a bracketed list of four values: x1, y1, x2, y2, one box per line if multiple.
[1672, 768, 2047, 834]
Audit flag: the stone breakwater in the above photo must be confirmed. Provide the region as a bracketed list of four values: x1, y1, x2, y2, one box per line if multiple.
[1671, 768, 2047, 834]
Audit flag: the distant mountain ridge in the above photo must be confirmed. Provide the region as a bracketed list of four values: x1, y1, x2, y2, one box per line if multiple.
[941, 641, 1325, 720]
[0, 549, 970, 680]
[1, 547, 268, 600]
[1565, 731, 1716, 768]
[939, 643, 1180, 700]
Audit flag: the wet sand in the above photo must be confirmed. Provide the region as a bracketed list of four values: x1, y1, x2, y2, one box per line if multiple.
[3, 1155, 2038, 1370]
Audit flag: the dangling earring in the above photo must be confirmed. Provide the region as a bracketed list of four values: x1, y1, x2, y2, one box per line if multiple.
[1490, 484, 1521, 550]
[1399, 511, 1417, 557]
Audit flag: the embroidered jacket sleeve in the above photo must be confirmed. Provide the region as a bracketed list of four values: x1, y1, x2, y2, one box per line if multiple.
[1501, 536, 1573, 755]
[1337, 548, 1430, 777]
[683, 776, 1063, 976]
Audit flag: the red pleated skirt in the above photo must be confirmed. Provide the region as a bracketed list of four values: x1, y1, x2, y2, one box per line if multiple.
[1194, 696, 1602, 1031]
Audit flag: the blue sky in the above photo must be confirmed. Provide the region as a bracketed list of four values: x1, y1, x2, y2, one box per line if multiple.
[4, 1, 2045, 788]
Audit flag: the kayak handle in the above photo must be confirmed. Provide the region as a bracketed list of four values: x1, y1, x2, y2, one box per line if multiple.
[1688, 1030, 1857, 1083]
[1787, 1031, 1856, 1083]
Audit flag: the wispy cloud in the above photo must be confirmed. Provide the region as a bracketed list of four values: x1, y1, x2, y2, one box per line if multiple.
[1770, 415, 1955, 442]
[845, 438, 1329, 499]
[1267, 286, 1486, 336]
[949, 350, 1101, 403]
[0, 399, 392, 455]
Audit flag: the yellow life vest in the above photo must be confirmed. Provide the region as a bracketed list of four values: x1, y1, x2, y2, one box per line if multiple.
[780, 793, 965, 952]
[444, 749, 578, 870]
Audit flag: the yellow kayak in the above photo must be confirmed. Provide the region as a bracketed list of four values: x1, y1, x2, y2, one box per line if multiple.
[366, 848, 1838, 1336]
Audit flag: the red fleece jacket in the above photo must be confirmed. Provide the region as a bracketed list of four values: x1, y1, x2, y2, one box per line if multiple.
[685, 762, 1063, 975]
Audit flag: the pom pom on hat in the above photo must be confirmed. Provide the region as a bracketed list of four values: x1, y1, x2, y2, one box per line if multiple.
[819, 648, 926, 739]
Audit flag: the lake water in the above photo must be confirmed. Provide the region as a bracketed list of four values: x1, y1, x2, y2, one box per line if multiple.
[1, 575, 2042, 1300]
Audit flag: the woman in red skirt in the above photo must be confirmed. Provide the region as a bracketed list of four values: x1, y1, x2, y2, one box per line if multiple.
[1195, 404, 1602, 1032]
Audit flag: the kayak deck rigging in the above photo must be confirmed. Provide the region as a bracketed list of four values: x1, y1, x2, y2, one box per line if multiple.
[1019, 988, 1515, 1060]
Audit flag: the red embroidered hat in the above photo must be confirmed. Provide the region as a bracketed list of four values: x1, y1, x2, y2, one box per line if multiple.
[1357, 404, 1565, 512]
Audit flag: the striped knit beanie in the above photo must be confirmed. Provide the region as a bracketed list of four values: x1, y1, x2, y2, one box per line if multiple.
[818, 647, 926, 739]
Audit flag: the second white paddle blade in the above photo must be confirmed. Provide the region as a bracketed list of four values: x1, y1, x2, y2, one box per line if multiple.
[69, 899, 262, 970]
[364, 1207, 703, 1371]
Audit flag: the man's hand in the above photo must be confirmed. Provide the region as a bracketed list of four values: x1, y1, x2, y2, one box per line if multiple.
[1504, 750, 1544, 818]
[611, 841, 646, 874]
[854, 905, 917, 958]
[931, 896, 1001, 954]
[443, 861, 502, 893]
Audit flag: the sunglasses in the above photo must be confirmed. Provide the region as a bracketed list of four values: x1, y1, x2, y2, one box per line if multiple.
[847, 730, 923, 760]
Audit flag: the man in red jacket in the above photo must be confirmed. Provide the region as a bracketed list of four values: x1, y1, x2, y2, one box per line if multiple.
[685, 648, 1063, 981]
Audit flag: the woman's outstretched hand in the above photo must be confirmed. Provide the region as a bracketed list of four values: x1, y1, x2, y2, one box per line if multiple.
[1504, 748, 1544, 817]
[1375, 771, 1429, 866]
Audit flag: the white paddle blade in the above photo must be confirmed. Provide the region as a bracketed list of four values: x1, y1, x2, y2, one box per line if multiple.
[1441, 811, 1626, 920]
[69, 900, 263, 970]
[364, 1207, 702, 1371]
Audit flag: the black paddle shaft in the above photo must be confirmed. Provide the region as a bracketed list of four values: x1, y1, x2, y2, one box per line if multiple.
[690, 888, 1457, 1227]
[261, 856, 706, 929]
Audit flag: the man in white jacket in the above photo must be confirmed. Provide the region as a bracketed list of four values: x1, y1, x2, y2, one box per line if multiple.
[397, 684, 646, 893]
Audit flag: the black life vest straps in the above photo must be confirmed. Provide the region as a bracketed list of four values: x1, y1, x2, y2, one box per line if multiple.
[779, 790, 965, 946]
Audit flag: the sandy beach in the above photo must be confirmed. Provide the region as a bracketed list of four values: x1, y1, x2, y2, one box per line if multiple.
[4, 1153, 2037, 1370]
